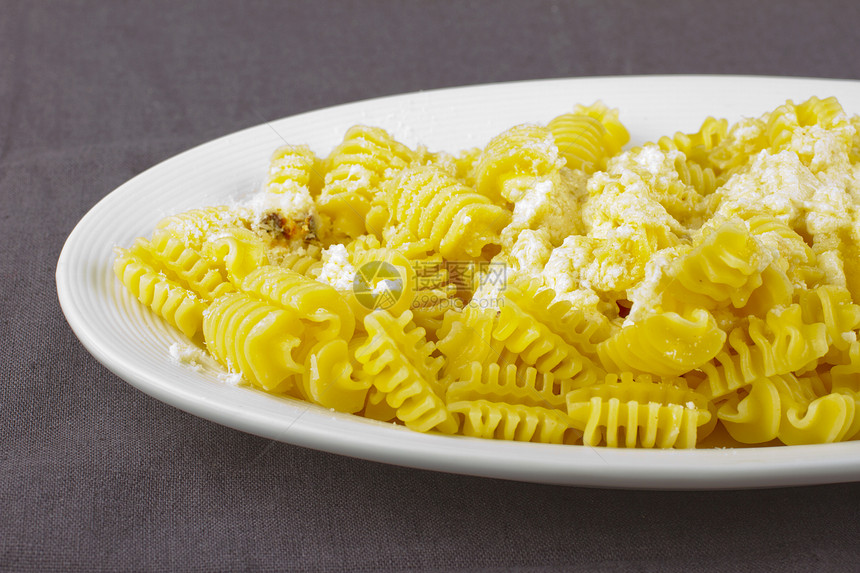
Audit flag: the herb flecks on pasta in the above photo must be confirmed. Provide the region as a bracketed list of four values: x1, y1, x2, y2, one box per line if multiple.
[116, 97, 860, 448]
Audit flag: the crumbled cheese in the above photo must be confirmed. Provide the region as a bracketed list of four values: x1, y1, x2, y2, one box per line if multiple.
[624, 246, 683, 325]
[244, 183, 315, 223]
[713, 150, 817, 224]
[316, 244, 356, 291]
[371, 278, 400, 295]
[168, 342, 206, 371]
[732, 118, 764, 142]
[218, 371, 244, 386]
[508, 228, 553, 275]
[500, 169, 587, 247]
[635, 145, 668, 176]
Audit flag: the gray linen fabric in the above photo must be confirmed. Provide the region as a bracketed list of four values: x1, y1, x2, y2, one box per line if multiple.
[2, 1, 860, 571]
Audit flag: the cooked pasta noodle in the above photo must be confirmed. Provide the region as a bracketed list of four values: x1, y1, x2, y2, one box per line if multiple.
[115, 95, 860, 449]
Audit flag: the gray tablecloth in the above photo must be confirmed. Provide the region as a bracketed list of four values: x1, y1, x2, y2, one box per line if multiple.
[3, 1, 860, 571]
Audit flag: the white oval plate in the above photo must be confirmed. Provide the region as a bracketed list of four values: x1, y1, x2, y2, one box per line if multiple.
[57, 76, 860, 490]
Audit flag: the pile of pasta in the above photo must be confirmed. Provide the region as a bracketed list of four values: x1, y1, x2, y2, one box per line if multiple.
[115, 97, 860, 448]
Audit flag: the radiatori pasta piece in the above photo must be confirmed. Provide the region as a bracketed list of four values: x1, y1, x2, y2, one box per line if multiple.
[446, 362, 567, 412]
[717, 374, 858, 446]
[202, 292, 305, 394]
[660, 220, 772, 312]
[241, 265, 355, 343]
[114, 248, 207, 339]
[565, 373, 714, 449]
[301, 338, 370, 413]
[474, 124, 564, 204]
[548, 102, 630, 174]
[447, 399, 577, 444]
[492, 285, 593, 379]
[115, 95, 860, 449]
[154, 205, 252, 249]
[597, 308, 726, 377]
[699, 305, 830, 399]
[382, 165, 510, 260]
[354, 310, 458, 434]
[265, 144, 324, 197]
[658, 116, 728, 173]
[318, 125, 417, 239]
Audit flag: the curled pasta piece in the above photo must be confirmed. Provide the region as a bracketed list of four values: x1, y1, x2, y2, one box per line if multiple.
[548, 114, 608, 174]
[548, 102, 629, 173]
[354, 310, 458, 434]
[318, 126, 416, 239]
[795, 96, 847, 128]
[113, 248, 206, 339]
[661, 220, 769, 311]
[716, 377, 782, 444]
[671, 152, 719, 196]
[409, 281, 463, 340]
[202, 292, 305, 393]
[707, 118, 768, 177]
[153, 205, 252, 250]
[774, 375, 857, 445]
[131, 232, 233, 301]
[597, 308, 726, 377]
[436, 305, 499, 384]
[265, 144, 323, 197]
[798, 285, 860, 352]
[565, 373, 714, 449]
[361, 386, 398, 423]
[573, 101, 629, 156]
[301, 338, 371, 413]
[659, 116, 728, 164]
[446, 361, 566, 411]
[745, 214, 823, 288]
[277, 249, 323, 277]
[240, 265, 355, 342]
[203, 227, 269, 286]
[493, 283, 594, 379]
[765, 103, 799, 153]
[505, 278, 609, 358]
[384, 165, 510, 260]
[831, 340, 860, 391]
[346, 245, 416, 323]
[448, 399, 576, 444]
[718, 375, 858, 445]
[700, 305, 829, 399]
[474, 124, 563, 204]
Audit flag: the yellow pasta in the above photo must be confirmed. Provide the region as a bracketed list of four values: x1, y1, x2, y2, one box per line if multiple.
[115, 95, 860, 450]
[566, 373, 714, 449]
[113, 248, 206, 339]
[446, 361, 567, 411]
[202, 292, 305, 394]
[597, 308, 726, 377]
[265, 144, 324, 197]
[382, 165, 510, 260]
[474, 124, 563, 204]
[301, 338, 370, 413]
[717, 374, 858, 446]
[548, 102, 630, 174]
[699, 305, 830, 400]
[318, 125, 417, 239]
[354, 310, 458, 434]
[448, 399, 576, 444]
